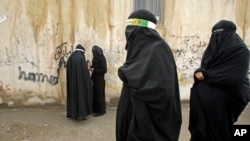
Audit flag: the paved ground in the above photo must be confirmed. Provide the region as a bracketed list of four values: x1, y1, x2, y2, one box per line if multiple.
[0, 102, 249, 141]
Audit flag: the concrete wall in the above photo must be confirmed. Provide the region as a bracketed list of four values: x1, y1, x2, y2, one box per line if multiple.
[0, 0, 249, 107]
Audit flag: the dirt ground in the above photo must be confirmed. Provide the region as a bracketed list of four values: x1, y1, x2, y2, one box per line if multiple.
[0, 102, 249, 141]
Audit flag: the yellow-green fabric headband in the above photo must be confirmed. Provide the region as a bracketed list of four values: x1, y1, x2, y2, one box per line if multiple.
[126, 18, 156, 29]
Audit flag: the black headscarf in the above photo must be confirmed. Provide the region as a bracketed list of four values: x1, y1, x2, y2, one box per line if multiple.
[91, 45, 107, 76]
[116, 9, 182, 141]
[76, 44, 85, 51]
[92, 45, 103, 57]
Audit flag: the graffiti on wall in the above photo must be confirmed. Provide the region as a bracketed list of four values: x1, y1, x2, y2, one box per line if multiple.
[54, 42, 72, 69]
[0, 81, 11, 103]
[0, 81, 11, 93]
[17, 41, 74, 86]
[169, 34, 208, 70]
[0, 21, 72, 85]
[109, 25, 125, 42]
[18, 66, 59, 85]
[0, 47, 16, 66]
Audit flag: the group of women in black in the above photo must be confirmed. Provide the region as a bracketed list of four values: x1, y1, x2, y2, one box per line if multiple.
[66, 45, 107, 120]
[66, 9, 250, 141]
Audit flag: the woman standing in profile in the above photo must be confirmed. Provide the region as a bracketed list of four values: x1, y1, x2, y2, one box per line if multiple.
[89, 45, 107, 117]
[116, 9, 182, 141]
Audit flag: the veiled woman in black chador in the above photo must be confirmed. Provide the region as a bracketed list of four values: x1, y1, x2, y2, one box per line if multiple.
[116, 9, 182, 141]
[66, 44, 93, 120]
[189, 20, 250, 141]
[90, 45, 107, 117]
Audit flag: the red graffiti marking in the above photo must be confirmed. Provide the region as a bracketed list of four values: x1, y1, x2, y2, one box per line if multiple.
[109, 24, 125, 41]
[0, 81, 11, 91]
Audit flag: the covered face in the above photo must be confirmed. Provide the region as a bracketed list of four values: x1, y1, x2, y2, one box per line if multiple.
[116, 9, 182, 141]
[201, 20, 241, 67]
[211, 20, 237, 47]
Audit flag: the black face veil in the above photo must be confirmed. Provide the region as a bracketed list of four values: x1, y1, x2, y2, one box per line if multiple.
[201, 20, 239, 68]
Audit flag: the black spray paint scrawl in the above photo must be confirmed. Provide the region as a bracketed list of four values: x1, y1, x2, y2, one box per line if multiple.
[18, 66, 59, 85]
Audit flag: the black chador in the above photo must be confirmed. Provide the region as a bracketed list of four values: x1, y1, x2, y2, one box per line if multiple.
[189, 20, 250, 141]
[91, 45, 107, 117]
[66, 44, 93, 120]
[116, 9, 182, 141]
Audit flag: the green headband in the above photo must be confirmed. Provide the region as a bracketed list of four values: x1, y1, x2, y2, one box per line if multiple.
[126, 18, 156, 29]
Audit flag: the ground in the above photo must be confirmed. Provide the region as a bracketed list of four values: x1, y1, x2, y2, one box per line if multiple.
[0, 102, 249, 141]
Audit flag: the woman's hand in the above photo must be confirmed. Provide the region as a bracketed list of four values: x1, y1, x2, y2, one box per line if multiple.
[89, 68, 94, 72]
[195, 71, 205, 80]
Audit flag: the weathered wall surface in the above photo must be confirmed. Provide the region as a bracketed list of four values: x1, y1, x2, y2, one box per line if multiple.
[0, 0, 249, 107]
[162, 0, 250, 99]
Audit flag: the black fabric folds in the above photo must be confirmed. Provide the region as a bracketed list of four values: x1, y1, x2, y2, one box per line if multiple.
[189, 20, 250, 141]
[116, 9, 182, 141]
[66, 44, 93, 120]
